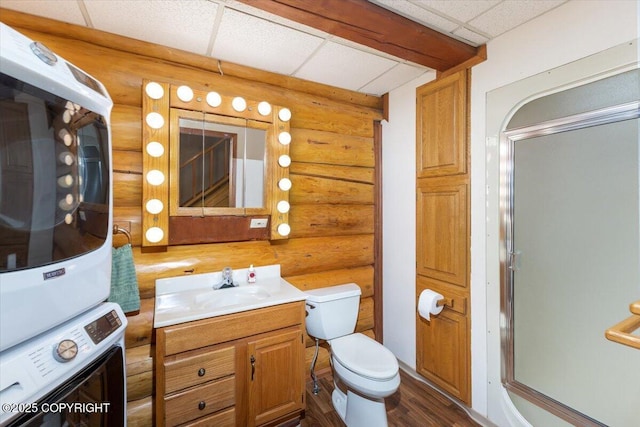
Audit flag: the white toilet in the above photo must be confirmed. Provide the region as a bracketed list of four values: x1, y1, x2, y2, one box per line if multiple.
[305, 283, 400, 427]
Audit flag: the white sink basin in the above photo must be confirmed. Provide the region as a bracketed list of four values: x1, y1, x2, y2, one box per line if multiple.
[154, 264, 306, 328]
[194, 286, 271, 310]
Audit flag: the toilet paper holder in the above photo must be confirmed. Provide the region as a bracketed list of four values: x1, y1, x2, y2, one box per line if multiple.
[437, 297, 453, 308]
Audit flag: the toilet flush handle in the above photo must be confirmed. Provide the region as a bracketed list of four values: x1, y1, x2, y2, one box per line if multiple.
[306, 302, 316, 309]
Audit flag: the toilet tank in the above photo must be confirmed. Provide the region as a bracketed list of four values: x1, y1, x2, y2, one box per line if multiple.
[305, 283, 361, 340]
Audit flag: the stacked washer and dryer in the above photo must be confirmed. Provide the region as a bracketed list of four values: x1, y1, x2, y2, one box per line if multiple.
[0, 23, 127, 426]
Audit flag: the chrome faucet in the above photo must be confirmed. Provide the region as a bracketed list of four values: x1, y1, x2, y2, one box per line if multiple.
[213, 266, 237, 290]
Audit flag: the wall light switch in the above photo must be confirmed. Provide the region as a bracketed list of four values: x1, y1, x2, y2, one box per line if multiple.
[250, 218, 268, 228]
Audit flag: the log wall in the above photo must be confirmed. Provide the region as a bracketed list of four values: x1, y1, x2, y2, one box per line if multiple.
[1, 9, 383, 427]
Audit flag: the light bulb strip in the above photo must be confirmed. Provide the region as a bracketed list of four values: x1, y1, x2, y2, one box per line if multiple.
[169, 85, 274, 124]
[142, 80, 170, 246]
[270, 106, 292, 240]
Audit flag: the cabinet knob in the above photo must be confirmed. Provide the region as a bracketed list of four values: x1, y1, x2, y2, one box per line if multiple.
[198, 401, 206, 410]
[197, 368, 206, 377]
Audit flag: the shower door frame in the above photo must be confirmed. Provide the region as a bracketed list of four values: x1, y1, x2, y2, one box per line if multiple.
[499, 100, 640, 427]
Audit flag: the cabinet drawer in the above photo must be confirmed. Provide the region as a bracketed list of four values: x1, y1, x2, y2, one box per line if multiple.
[164, 345, 234, 394]
[180, 407, 235, 427]
[164, 376, 235, 427]
[162, 302, 304, 355]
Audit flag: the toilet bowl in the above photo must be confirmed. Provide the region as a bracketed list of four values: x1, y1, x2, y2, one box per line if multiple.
[330, 333, 400, 398]
[305, 284, 400, 427]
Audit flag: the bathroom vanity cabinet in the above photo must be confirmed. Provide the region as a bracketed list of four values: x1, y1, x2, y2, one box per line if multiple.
[155, 301, 306, 427]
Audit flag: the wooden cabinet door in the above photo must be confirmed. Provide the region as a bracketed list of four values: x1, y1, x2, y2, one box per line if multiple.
[416, 71, 467, 178]
[416, 304, 470, 402]
[247, 327, 304, 427]
[415, 68, 471, 405]
[416, 177, 468, 288]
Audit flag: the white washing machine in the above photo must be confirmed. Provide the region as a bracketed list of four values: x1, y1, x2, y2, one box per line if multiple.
[0, 302, 127, 426]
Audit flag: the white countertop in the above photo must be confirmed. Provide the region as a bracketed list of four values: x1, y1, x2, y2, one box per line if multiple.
[154, 264, 307, 328]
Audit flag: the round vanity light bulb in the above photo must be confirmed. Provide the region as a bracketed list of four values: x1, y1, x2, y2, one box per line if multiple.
[206, 91, 222, 107]
[57, 174, 73, 188]
[258, 101, 272, 116]
[64, 213, 73, 225]
[278, 154, 291, 167]
[232, 97, 247, 112]
[146, 199, 164, 214]
[277, 200, 290, 213]
[58, 197, 73, 211]
[278, 108, 292, 122]
[176, 85, 194, 102]
[145, 227, 164, 243]
[146, 141, 165, 157]
[145, 82, 164, 99]
[63, 110, 72, 124]
[146, 112, 165, 129]
[278, 131, 291, 145]
[146, 170, 165, 186]
[59, 152, 74, 166]
[58, 129, 73, 146]
[278, 178, 292, 191]
[277, 223, 291, 236]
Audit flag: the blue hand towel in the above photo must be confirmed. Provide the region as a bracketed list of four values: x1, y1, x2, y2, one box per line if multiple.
[108, 243, 140, 313]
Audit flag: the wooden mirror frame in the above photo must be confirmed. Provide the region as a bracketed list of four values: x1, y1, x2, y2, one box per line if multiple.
[141, 80, 291, 248]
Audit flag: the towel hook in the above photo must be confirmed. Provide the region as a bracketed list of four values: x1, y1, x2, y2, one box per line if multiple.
[113, 225, 131, 244]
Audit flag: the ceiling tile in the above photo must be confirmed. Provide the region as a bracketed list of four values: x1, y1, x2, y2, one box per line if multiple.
[369, 0, 459, 32]
[454, 27, 489, 46]
[360, 62, 429, 95]
[85, 0, 218, 54]
[294, 41, 397, 93]
[0, 0, 85, 25]
[416, 0, 502, 23]
[470, 0, 567, 37]
[212, 8, 324, 75]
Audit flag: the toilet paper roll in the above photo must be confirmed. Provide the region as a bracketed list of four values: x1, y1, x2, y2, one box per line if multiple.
[418, 289, 444, 321]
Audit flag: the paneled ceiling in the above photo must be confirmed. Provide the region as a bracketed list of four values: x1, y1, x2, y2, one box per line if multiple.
[0, 0, 568, 95]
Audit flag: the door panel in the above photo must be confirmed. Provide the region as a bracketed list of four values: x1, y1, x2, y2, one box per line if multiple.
[417, 306, 469, 400]
[416, 71, 467, 177]
[416, 178, 468, 288]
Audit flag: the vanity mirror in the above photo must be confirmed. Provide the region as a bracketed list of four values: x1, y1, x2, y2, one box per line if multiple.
[171, 110, 267, 213]
[141, 80, 291, 247]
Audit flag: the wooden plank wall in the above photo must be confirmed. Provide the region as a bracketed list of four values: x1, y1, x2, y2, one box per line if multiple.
[1, 10, 383, 427]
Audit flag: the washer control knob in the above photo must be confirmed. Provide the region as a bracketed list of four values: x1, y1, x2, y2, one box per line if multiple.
[54, 339, 78, 362]
[30, 41, 58, 66]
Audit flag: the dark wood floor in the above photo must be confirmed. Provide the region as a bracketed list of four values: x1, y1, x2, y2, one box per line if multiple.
[301, 370, 481, 427]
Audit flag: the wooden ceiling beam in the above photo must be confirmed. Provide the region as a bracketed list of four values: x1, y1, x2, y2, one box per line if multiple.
[235, 0, 482, 72]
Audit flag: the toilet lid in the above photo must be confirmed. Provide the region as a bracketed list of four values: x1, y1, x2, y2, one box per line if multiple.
[330, 333, 398, 380]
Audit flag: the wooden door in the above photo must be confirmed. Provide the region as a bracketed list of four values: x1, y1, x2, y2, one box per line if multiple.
[247, 327, 305, 426]
[415, 69, 471, 404]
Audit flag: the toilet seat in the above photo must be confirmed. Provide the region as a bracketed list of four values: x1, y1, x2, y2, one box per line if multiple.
[330, 333, 398, 381]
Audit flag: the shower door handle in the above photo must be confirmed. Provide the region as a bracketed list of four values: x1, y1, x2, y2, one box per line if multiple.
[508, 250, 522, 271]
